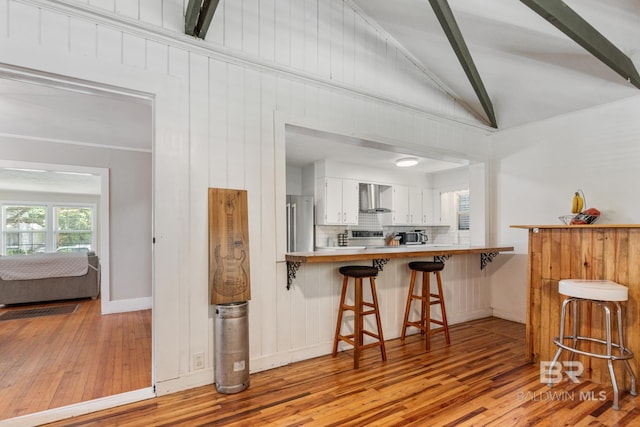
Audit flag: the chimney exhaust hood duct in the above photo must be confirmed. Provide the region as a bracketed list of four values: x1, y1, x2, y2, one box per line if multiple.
[359, 183, 391, 213]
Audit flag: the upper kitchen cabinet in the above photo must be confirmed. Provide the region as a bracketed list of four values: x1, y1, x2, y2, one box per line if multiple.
[381, 185, 435, 226]
[316, 177, 359, 225]
[383, 185, 426, 226]
[420, 188, 433, 225]
[408, 187, 422, 225]
[389, 185, 409, 225]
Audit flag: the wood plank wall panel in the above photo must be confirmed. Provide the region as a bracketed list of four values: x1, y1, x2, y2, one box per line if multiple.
[41, 10, 69, 52]
[188, 52, 210, 368]
[50, 0, 479, 124]
[1, 0, 493, 398]
[526, 227, 640, 387]
[0, 0, 7, 37]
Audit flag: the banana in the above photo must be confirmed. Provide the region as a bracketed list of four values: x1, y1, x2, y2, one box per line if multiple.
[571, 191, 584, 214]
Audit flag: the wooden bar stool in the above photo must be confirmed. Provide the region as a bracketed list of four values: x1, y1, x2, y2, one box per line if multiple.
[548, 279, 637, 410]
[333, 265, 387, 369]
[401, 261, 450, 351]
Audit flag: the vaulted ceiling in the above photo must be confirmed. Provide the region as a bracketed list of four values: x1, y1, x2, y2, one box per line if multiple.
[186, 0, 640, 130]
[350, 0, 640, 129]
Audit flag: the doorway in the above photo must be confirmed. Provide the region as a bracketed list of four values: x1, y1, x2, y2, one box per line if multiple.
[0, 69, 153, 420]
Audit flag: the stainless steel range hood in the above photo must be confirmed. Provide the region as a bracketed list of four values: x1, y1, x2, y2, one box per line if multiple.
[359, 183, 391, 213]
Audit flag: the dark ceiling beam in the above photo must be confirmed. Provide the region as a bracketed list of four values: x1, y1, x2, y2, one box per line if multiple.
[185, 0, 201, 37]
[184, 0, 219, 40]
[521, 0, 640, 89]
[195, 0, 220, 40]
[428, 0, 497, 128]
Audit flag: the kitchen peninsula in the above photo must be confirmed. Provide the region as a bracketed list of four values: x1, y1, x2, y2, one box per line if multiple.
[511, 224, 640, 386]
[286, 244, 514, 289]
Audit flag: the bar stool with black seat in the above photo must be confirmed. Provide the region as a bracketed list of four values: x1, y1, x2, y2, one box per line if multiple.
[333, 265, 386, 369]
[401, 261, 450, 351]
[548, 279, 637, 410]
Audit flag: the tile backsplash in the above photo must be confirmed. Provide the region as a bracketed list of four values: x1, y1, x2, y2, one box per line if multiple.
[315, 212, 457, 247]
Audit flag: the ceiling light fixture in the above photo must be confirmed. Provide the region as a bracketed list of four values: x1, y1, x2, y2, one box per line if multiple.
[395, 157, 419, 167]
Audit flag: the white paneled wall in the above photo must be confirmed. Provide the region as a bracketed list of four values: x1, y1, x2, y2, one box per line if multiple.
[47, 0, 485, 126]
[270, 254, 491, 368]
[490, 95, 640, 324]
[0, 0, 494, 400]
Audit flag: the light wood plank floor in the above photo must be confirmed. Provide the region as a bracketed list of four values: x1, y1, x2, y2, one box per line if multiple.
[44, 317, 639, 426]
[0, 298, 151, 420]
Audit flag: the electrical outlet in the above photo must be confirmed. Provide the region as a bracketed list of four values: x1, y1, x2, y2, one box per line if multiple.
[194, 352, 205, 370]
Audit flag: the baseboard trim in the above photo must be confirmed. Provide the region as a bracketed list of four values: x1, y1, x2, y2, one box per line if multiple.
[103, 296, 152, 314]
[0, 388, 155, 427]
[155, 368, 214, 396]
[491, 309, 525, 324]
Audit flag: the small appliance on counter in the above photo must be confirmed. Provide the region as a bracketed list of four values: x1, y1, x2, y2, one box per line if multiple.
[398, 230, 428, 245]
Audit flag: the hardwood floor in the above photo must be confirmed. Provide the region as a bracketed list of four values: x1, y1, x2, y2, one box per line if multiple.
[43, 317, 639, 426]
[0, 298, 151, 420]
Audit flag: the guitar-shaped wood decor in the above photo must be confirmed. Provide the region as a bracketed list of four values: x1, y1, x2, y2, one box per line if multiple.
[209, 188, 251, 304]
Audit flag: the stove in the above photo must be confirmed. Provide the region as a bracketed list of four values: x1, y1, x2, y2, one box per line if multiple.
[351, 230, 384, 238]
[347, 230, 386, 247]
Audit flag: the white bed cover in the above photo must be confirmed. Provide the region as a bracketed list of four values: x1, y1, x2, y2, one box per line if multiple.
[0, 252, 89, 281]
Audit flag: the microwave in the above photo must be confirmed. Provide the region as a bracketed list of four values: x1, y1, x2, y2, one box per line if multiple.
[398, 231, 428, 245]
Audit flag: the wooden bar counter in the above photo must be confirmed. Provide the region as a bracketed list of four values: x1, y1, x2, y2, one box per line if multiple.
[285, 244, 514, 289]
[511, 224, 640, 386]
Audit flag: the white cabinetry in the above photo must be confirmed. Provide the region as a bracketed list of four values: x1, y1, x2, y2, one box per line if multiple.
[387, 185, 423, 225]
[420, 188, 433, 225]
[316, 178, 359, 225]
[408, 187, 422, 225]
[384, 186, 434, 226]
[391, 185, 409, 225]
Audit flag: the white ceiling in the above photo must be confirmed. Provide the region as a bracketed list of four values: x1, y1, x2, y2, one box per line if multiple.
[351, 0, 640, 129]
[4, 2, 639, 177]
[0, 72, 151, 195]
[285, 125, 468, 174]
[0, 76, 152, 150]
[0, 167, 101, 195]
[288, 0, 640, 171]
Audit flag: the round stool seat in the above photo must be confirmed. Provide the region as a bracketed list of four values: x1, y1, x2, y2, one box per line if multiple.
[559, 279, 628, 302]
[408, 261, 445, 273]
[339, 265, 379, 278]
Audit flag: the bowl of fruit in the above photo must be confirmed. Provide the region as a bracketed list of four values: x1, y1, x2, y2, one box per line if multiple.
[559, 208, 600, 225]
[559, 190, 600, 224]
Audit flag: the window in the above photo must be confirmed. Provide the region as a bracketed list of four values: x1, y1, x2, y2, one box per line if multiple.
[1, 203, 95, 255]
[55, 207, 94, 252]
[457, 191, 470, 231]
[2, 205, 46, 254]
[440, 189, 470, 231]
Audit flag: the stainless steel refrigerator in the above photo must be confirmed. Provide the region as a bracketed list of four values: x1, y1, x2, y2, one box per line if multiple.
[286, 195, 314, 252]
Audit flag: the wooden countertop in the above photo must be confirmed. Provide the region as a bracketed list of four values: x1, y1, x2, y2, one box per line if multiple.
[511, 224, 640, 229]
[285, 245, 515, 263]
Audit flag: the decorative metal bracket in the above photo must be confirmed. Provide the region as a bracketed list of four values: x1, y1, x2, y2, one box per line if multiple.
[433, 254, 451, 264]
[373, 258, 390, 271]
[480, 252, 498, 270]
[286, 261, 301, 290]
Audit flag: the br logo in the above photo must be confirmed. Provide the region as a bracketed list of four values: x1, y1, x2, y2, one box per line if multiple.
[540, 361, 584, 384]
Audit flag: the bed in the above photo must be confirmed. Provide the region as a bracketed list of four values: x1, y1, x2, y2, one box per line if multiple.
[0, 252, 100, 305]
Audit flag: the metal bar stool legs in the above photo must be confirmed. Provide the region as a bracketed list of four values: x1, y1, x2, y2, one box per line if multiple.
[548, 280, 637, 410]
[333, 266, 386, 369]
